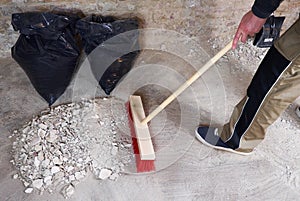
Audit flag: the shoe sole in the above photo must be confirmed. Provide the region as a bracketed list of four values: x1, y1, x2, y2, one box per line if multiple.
[194, 129, 253, 156]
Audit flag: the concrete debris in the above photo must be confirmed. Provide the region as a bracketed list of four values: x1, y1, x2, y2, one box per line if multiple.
[98, 169, 112, 180]
[11, 97, 133, 198]
[61, 184, 75, 199]
[32, 179, 43, 189]
[12, 174, 18, 179]
[24, 187, 34, 194]
[51, 166, 61, 175]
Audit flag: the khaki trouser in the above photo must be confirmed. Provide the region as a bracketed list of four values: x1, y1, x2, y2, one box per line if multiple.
[220, 18, 300, 153]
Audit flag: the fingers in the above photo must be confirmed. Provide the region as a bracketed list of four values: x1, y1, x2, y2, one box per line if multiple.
[240, 32, 248, 43]
[232, 29, 254, 49]
[232, 30, 242, 49]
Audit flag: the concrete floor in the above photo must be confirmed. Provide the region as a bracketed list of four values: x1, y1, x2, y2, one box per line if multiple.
[1, 36, 300, 200]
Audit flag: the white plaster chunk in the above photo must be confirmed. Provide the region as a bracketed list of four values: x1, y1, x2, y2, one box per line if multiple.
[53, 157, 62, 165]
[46, 133, 57, 143]
[124, 143, 132, 148]
[41, 159, 50, 168]
[22, 126, 30, 134]
[109, 173, 119, 181]
[44, 176, 52, 186]
[32, 179, 43, 189]
[38, 129, 46, 138]
[51, 166, 60, 174]
[66, 166, 74, 172]
[34, 157, 40, 168]
[12, 174, 18, 179]
[74, 172, 85, 180]
[38, 123, 48, 130]
[53, 172, 64, 180]
[35, 144, 43, 152]
[23, 181, 30, 187]
[69, 175, 75, 182]
[61, 185, 75, 199]
[24, 187, 34, 194]
[30, 137, 40, 146]
[37, 152, 44, 161]
[98, 169, 112, 180]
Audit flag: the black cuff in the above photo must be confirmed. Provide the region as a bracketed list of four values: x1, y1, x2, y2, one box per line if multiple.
[251, 0, 282, 19]
[251, 6, 271, 19]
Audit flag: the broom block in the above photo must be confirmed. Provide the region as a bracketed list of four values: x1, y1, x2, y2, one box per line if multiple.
[129, 95, 155, 160]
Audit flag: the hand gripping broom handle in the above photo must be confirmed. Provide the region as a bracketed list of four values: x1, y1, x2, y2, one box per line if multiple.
[141, 41, 233, 125]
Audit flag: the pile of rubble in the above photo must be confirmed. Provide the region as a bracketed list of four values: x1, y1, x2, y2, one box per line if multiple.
[10, 98, 133, 198]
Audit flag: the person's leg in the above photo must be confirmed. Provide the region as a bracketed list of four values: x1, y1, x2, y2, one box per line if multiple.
[196, 18, 300, 154]
[221, 18, 300, 153]
[221, 50, 300, 153]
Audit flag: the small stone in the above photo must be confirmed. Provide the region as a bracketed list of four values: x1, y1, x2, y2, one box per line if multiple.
[74, 172, 84, 180]
[38, 129, 46, 138]
[44, 176, 52, 186]
[23, 181, 30, 187]
[69, 175, 75, 182]
[61, 122, 68, 127]
[30, 136, 41, 146]
[66, 166, 74, 172]
[109, 173, 119, 181]
[124, 143, 132, 148]
[32, 179, 43, 189]
[12, 174, 18, 179]
[24, 187, 34, 194]
[49, 129, 58, 136]
[51, 166, 60, 174]
[35, 144, 43, 152]
[46, 133, 57, 143]
[37, 152, 44, 161]
[38, 123, 48, 130]
[53, 171, 64, 180]
[127, 4, 135, 11]
[34, 157, 40, 168]
[61, 185, 75, 199]
[47, 188, 53, 194]
[98, 169, 112, 180]
[41, 159, 50, 168]
[53, 157, 62, 165]
[22, 126, 30, 134]
[160, 44, 167, 51]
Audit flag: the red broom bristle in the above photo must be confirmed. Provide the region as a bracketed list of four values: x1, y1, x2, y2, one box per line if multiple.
[125, 101, 155, 173]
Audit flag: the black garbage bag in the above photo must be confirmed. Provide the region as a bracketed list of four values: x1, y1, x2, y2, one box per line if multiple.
[76, 15, 141, 95]
[11, 12, 80, 105]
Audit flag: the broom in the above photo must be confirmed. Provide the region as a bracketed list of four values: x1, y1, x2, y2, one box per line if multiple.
[127, 41, 233, 173]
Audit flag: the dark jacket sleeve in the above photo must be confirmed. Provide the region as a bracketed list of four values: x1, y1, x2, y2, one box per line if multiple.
[251, 0, 283, 18]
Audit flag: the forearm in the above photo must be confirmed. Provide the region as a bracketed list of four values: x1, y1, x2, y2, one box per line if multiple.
[252, 0, 283, 18]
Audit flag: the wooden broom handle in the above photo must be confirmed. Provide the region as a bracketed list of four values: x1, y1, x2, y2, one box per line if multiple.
[141, 41, 233, 125]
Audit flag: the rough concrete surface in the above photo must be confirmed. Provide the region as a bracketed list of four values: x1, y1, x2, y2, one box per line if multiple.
[1, 0, 300, 200]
